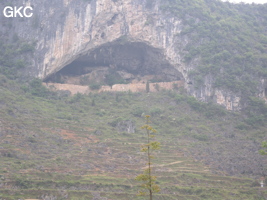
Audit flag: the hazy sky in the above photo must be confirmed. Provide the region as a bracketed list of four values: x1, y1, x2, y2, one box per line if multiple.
[222, 0, 267, 3]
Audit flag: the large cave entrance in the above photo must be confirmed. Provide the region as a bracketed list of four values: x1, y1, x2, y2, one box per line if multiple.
[44, 41, 183, 88]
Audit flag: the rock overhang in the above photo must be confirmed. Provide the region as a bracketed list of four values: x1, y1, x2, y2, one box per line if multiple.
[1, 0, 256, 110]
[34, 0, 185, 83]
[44, 39, 184, 85]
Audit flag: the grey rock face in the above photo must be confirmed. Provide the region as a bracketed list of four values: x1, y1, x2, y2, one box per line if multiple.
[116, 120, 135, 133]
[1, 0, 265, 109]
[0, 0, 183, 80]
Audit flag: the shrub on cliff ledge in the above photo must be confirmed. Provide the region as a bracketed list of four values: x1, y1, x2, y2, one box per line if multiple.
[28, 78, 50, 97]
[89, 83, 102, 90]
[105, 70, 126, 87]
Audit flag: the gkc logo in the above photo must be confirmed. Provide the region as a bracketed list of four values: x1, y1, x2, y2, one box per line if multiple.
[3, 6, 33, 18]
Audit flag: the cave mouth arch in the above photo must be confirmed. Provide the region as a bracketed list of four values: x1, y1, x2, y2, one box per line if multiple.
[44, 41, 183, 87]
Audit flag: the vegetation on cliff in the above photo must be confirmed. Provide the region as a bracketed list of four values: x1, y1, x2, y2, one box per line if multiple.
[0, 36, 35, 79]
[162, 0, 267, 97]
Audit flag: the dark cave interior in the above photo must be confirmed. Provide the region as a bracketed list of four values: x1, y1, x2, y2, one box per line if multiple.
[45, 42, 183, 86]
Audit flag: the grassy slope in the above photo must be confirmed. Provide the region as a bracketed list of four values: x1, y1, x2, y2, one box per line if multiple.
[0, 76, 267, 199]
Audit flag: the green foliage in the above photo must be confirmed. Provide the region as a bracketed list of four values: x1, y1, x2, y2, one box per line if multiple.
[18, 42, 35, 53]
[192, 134, 209, 141]
[174, 94, 186, 102]
[109, 117, 123, 127]
[89, 83, 102, 90]
[153, 83, 160, 91]
[136, 115, 160, 199]
[28, 78, 50, 97]
[235, 123, 250, 130]
[115, 93, 120, 102]
[131, 106, 144, 117]
[175, 94, 226, 118]
[149, 107, 163, 116]
[105, 70, 126, 87]
[0, 37, 34, 79]
[91, 98, 95, 106]
[244, 97, 267, 126]
[69, 93, 84, 103]
[15, 177, 32, 189]
[135, 171, 160, 197]
[161, 0, 267, 97]
[259, 141, 267, 155]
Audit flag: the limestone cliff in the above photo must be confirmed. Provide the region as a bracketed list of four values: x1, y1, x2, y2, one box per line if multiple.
[0, 0, 265, 110]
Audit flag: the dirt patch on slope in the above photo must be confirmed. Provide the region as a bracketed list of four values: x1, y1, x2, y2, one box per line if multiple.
[59, 129, 99, 145]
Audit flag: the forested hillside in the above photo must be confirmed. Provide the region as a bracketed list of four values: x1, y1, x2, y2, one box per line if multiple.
[161, 0, 267, 97]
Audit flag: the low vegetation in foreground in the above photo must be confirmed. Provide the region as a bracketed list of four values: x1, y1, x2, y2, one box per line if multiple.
[0, 75, 267, 199]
